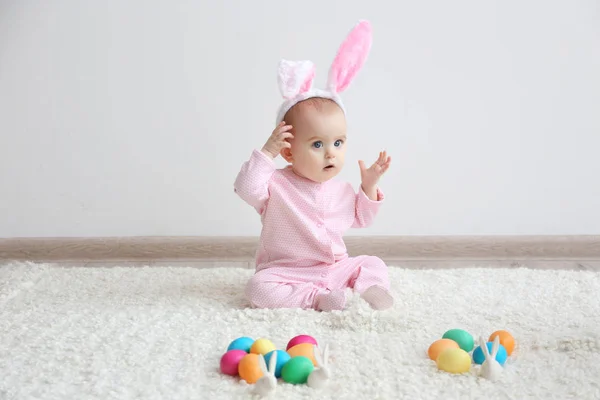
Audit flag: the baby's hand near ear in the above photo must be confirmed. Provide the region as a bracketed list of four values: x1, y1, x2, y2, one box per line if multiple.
[261, 121, 294, 159]
[359, 151, 391, 198]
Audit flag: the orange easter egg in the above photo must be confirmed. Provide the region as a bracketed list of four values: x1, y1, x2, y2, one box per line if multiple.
[238, 353, 264, 384]
[489, 330, 515, 355]
[287, 343, 317, 366]
[428, 339, 460, 361]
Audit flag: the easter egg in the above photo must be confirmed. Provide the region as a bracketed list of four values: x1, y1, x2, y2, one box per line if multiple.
[436, 348, 471, 374]
[427, 338, 460, 361]
[250, 338, 276, 355]
[238, 353, 264, 384]
[227, 336, 254, 353]
[472, 342, 508, 365]
[286, 334, 318, 350]
[489, 330, 515, 355]
[287, 343, 317, 366]
[442, 329, 474, 352]
[281, 356, 314, 384]
[264, 350, 291, 378]
[220, 349, 247, 376]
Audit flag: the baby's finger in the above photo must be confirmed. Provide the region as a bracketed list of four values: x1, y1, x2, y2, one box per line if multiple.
[276, 125, 293, 134]
[279, 131, 294, 140]
[272, 123, 290, 136]
[381, 157, 392, 172]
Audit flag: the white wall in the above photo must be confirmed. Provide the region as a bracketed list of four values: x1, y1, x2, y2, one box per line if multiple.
[1, 0, 599, 238]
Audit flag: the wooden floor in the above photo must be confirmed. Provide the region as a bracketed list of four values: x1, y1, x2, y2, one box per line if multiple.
[3, 236, 600, 271]
[47, 259, 600, 270]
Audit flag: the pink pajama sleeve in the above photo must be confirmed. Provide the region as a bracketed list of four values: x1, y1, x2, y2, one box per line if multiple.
[352, 186, 385, 228]
[233, 149, 276, 214]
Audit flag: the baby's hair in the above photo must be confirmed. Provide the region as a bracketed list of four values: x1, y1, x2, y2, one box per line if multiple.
[283, 97, 340, 125]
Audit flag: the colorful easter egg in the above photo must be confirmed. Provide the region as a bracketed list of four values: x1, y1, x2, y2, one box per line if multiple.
[264, 350, 291, 378]
[281, 356, 314, 384]
[428, 338, 460, 361]
[238, 353, 263, 384]
[220, 349, 247, 376]
[227, 336, 254, 353]
[250, 338, 276, 355]
[436, 348, 471, 374]
[286, 335, 318, 350]
[442, 329, 474, 352]
[287, 343, 317, 366]
[472, 342, 508, 365]
[489, 330, 515, 355]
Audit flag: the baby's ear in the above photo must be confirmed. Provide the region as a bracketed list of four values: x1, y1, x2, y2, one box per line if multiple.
[281, 147, 293, 162]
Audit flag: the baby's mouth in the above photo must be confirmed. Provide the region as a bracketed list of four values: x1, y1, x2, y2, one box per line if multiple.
[324, 164, 335, 170]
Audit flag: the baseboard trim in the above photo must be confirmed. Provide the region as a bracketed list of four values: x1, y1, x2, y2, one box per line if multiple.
[1, 235, 600, 262]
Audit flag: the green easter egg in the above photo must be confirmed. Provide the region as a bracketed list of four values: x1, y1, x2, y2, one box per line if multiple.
[281, 356, 314, 384]
[442, 329, 474, 352]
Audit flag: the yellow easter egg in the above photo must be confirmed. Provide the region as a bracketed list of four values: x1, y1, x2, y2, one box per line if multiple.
[287, 343, 317, 366]
[250, 338, 276, 355]
[436, 348, 471, 374]
[238, 353, 264, 383]
[428, 338, 460, 361]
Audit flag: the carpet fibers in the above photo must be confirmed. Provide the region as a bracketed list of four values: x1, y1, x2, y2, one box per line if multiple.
[1, 262, 600, 399]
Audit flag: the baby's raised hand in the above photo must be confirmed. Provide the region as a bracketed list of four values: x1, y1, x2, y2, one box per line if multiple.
[261, 121, 294, 159]
[359, 151, 391, 196]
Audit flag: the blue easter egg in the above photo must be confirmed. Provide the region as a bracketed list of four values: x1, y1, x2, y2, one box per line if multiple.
[264, 350, 292, 378]
[227, 337, 254, 353]
[472, 342, 508, 365]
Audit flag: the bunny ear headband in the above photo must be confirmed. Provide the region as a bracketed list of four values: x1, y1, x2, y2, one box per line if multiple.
[275, 20, 372, 124]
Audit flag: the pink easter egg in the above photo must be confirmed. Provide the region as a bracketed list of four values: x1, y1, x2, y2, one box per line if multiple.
[220, 349, 247, 376]
[286, 335, 318, 350]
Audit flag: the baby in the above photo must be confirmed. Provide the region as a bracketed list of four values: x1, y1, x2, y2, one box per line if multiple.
[233, 20, 393, 311]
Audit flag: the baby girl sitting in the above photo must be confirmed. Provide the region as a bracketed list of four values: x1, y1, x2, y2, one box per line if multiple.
[233, 20, 393, 311]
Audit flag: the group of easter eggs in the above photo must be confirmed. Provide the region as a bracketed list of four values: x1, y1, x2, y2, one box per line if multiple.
[428, 328, 515, 374]
[220, 335, 320, 385]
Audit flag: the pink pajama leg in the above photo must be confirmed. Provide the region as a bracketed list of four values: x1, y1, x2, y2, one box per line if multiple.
[245, 267, 329, 310]
[328, 255, 390, 293]
[328, 255, 393, 310]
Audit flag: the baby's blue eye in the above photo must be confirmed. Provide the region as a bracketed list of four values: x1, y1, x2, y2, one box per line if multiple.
[334, 140, 343, 147]
[312, 141, 323, 148]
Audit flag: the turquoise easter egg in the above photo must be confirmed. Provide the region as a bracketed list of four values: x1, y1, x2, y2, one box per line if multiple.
[472, 342, 508, 365]
[264, 349, 291, 378]
[442, 329, 474, 352]
[227, 336, 254, 353]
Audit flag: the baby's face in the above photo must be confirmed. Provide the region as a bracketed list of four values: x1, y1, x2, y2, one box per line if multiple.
[284, 102, 347, 183]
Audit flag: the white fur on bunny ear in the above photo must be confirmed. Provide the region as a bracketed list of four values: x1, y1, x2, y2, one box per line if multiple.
[278, 59, 316, 99]
[267, 351, 277, 374]
[480, 337, 491, 359]
[327, 20, 372, 93]
[313, 345, 322, 365]
[258, 354, 268, 374]
[491, 335, 500, 358]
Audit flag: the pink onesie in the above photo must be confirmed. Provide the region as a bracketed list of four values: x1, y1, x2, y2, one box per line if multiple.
[234, 149, 390, 310]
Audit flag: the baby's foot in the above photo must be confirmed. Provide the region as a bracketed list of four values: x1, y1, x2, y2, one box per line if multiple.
[315, 289, 347, 312]
[361, 285, 394, 310]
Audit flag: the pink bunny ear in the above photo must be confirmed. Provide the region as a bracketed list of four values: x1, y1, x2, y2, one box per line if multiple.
[327, 20, 372, 93]
[278, 59, 316, 99]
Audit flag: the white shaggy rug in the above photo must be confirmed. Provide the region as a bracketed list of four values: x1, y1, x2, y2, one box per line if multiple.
[1, 262, 600, 400]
